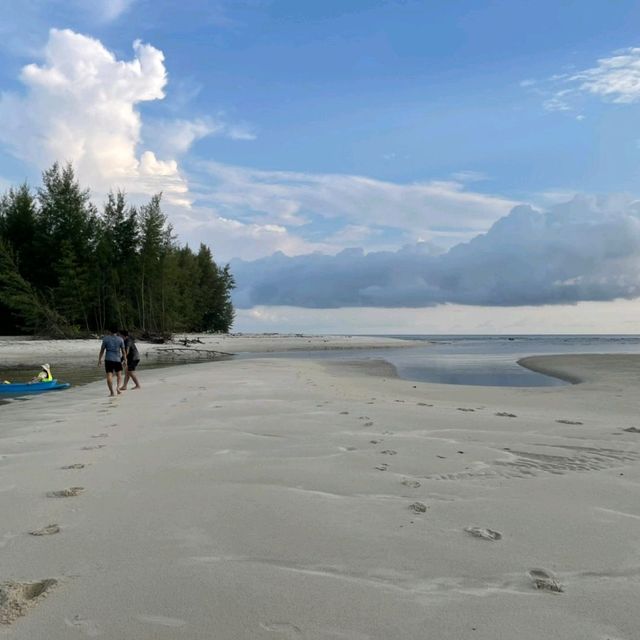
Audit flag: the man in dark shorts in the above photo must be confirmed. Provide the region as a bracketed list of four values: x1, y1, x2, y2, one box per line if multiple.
[98, 327, 126, 396]
[119, 329, 141, 391]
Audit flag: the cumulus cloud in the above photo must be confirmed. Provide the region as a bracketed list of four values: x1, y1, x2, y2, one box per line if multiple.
[232, 195, 640, 308]
[196, 161, 517, 237]
[0, 29, 193, 203]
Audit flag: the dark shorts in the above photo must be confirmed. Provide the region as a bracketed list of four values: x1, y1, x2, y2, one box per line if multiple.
[127, 359, 140, 371]
[105, 360, 123, 374]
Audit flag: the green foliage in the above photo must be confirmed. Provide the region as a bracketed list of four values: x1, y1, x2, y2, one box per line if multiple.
[0, 164, 235, 336]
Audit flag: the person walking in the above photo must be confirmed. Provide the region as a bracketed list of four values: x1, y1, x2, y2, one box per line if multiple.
[119, 329, 141, 391]
[98, 327, 126, 396]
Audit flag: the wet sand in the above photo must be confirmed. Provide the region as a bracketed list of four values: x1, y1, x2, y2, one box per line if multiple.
[1, 349, 639, 639]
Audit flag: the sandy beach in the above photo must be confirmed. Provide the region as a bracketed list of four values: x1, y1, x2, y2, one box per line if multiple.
[1, 342, 639, 639]
[0, 333, 422, 367]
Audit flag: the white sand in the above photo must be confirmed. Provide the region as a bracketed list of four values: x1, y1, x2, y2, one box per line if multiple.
[0, 333, 420, 367]
[1, 348, 639, 639]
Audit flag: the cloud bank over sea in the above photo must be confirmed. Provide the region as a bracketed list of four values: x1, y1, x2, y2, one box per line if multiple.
[233, 194, 640, 308]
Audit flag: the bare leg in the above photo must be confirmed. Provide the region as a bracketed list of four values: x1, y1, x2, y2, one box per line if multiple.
[106, 372, 115, 396]
[129, 371, 141, 389]
[115, 371, 122, 394]
[120, 370, 129, 391]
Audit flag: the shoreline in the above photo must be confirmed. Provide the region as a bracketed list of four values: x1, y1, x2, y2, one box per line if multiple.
[0, 333, 422, 369]
[1, 351, 639, 638]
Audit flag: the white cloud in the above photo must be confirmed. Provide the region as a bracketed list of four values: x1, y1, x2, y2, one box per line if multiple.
[196, 161, 518, 239]
[570, 47, 640, 104]
[143, 117, 255, 158]
[97, 0, 135, 21]
[539, 47, 640, 112]
[232, 194, 640, 308]
[0, 29, 190, 203]
[170, 204, 327, 260]
[234, 299, 640, 334]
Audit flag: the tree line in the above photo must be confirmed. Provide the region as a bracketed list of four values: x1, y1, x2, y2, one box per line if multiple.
[0, 163, 234, 337]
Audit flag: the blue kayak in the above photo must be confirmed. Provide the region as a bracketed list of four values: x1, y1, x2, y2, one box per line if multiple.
[0, 379, 71, 396]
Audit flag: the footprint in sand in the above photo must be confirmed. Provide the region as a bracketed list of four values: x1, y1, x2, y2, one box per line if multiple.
[394, 399, 405, 403]
[363, 421, 374, 427]
[370, 439, 382, 444]
[457, 408, 475, 412]
[81, 445, 105, 450]
[623, 427, 640, 433]
[260, 622, 302, 637]
[375, 464, 388, 471]
[556, 419, 583, 425]
[401, 479, 421, 488]
[496, 412, 517, 418]
[0, 579, 57, 625]
[64, 615, 101, 637]
[528, 568, 563, 592]
[46, 487, 84, 498]
[409, 502, 427, 513]
[417, 402, 433, 407]
[61, 464, 85, 470]
[464, 527, 502, 541]
[29, 524, 60, 536]
[339, 411, 349, 415]
[380, 449, 397, 455]
[137, 614, 186, 628]
[91, 433, 108, 438]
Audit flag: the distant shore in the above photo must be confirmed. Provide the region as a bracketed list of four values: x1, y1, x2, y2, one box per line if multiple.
[1, 349, 639, 638]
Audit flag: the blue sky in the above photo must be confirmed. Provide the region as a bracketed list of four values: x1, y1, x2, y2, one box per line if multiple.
[2, 0, 640, 332]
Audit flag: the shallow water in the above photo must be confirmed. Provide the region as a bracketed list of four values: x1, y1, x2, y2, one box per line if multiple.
[235, 334, 640, 388]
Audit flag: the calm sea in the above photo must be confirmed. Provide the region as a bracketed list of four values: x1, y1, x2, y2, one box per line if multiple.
[242, 334, 640, 388]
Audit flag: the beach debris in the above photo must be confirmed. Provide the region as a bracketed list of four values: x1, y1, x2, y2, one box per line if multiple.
[29, 524, 60, 536]
[457, 408, 475, 412]
[556, 419, 583, 425]
[528, 568, 564, 592]
[409, 502, 427, 513]
[495, 412, 517, 418]
[401, 479, 421, 488]
[374, 464, 388, 471]
[380, 449, 397, 455]
[623, 427, 640, 433]
[61, 463, 85, 470]
[0, 579, 57, 625]
[464, 527, 502, 541]
[46, 487, 84, 498]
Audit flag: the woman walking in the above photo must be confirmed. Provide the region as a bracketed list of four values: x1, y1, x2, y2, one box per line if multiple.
[119, 330, 142, 391]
